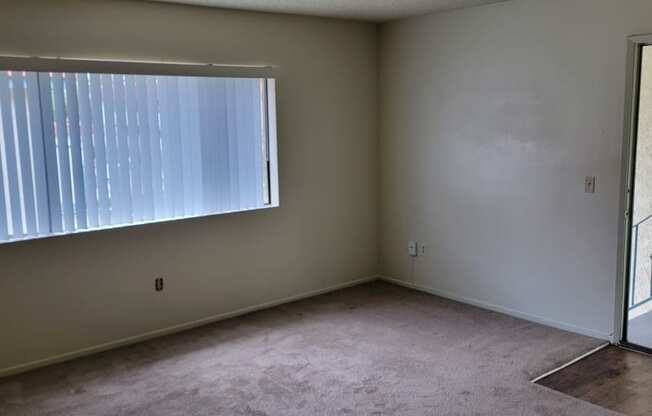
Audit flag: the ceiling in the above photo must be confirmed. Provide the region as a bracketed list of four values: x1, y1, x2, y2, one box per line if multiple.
[152, 0, 508, 22]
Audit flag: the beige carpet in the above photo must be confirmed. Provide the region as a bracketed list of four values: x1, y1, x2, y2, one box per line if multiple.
[0, 281, 617, 415]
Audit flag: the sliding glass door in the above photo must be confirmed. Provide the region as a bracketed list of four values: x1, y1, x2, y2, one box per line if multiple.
[625, 44, 652, 350]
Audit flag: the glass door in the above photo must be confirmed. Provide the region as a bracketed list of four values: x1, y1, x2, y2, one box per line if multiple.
[625, 44, 652, 350]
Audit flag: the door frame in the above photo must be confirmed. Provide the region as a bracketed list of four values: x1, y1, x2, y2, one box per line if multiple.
[616, 34, 652, 352]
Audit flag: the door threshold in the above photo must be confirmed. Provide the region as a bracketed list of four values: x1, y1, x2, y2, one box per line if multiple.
[618, 341, 652, 356]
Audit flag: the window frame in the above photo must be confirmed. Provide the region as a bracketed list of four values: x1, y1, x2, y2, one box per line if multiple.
[0, 56, 280, 244]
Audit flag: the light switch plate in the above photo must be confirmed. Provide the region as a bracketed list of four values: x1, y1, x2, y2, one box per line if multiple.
[585, 176, 596, 194]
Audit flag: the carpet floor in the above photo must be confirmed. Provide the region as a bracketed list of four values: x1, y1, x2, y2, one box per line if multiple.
[0, 281, 617, 416]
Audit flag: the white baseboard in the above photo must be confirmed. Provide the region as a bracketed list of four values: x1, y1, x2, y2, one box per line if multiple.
[0, 276, 377, 379]
[378, 275, 612, 341]
[2, 274, 613, 378]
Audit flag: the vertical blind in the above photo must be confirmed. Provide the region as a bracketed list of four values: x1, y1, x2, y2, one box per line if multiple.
[0, 70, 273, 242]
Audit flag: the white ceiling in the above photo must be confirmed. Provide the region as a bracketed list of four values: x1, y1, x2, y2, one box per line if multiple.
[153, 0, 508, 22]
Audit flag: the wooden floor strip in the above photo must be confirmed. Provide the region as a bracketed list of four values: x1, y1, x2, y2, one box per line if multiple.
[535, 345, 652, 416]
[530, 342, 611, 384]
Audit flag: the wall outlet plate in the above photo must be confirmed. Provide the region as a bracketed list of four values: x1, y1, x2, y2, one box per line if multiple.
[155, 277, 164, 292]
[408, 241, 418, 257]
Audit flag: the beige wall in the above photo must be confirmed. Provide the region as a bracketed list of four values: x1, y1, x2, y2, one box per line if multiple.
[0, 0, 378, 372]
[379, 0, 652, 339]
[7, 0, 652, 374]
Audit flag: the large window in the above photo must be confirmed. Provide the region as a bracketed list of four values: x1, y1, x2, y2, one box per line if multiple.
[0, 65, 277, 243]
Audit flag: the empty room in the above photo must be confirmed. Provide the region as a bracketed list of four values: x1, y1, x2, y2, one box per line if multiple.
[2, 0, 652, 415]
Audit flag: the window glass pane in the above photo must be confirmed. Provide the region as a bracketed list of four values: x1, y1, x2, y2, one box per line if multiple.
[0, 70, 274, 242]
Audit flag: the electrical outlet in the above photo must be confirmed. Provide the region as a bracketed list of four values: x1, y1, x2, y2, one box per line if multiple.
[419, 244, 426, 256]
[408, 241, 418, 257]
[155, 277, 164, 292]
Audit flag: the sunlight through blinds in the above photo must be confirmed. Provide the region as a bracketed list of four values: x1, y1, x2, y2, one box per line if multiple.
[0, 70, 274, 242]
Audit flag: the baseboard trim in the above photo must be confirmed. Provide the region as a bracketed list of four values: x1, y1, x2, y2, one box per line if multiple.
[378, 275, 612, 341]
[0, 275, 377, 379]
[2, 275, 612, 378]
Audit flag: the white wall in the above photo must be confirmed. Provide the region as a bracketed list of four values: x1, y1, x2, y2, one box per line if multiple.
[0, 0, 378, 372]
[379, 0, 652, 340]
